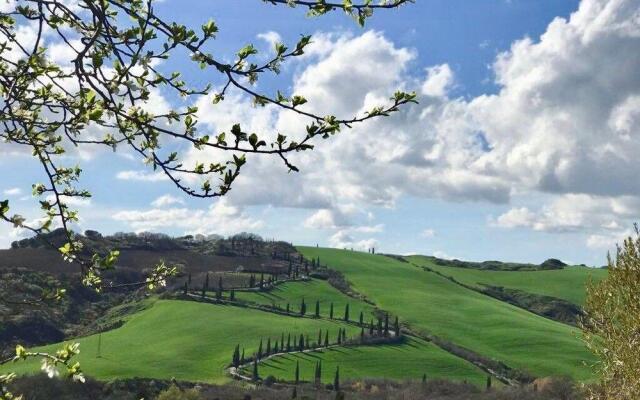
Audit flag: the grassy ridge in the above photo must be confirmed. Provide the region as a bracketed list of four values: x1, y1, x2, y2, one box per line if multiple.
[409, 256, 606, 305]
[4, 300, 362, 383]
[297, 247, 595, 380]
[234, 278, 376, 321]
[254, 337, 488, 386]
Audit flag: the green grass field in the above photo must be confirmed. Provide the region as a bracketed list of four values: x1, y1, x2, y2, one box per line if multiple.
[298, 247, 596, 380]
[408, 256, 606, 306]
[233, 278, 376, 321]
[4, 300, 362, 383]
[253, 337, 488, 386]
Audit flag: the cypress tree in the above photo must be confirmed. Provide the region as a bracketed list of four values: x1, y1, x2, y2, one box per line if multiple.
[266, 338, 271, 355]
[241, 348, 245, 364]
[334, 366, 340, 392]
[329, 302, 334, 319]
[394, 316, 400, 337]
[216, 277, 222, 300]
[315, 300, 320, 317]
[230, 289, 235, 301]
[384, 313, 390, 336]
[486, 376, 492, 391]
[359, 311, 363, 326]
[360, 326, 365, 342]
[300, 297, 306, 316]
[299, 334, 304, 351]
[369, 319, 374, 335]
[287, 333, 291, 352]
[258, 339, 263, 359]
[183, 281, 188, 295]
[232, 344, 240, 368]
[337, 329, 342, 345]
[274, 340, 279, 354]
[205, 272, 210, 292]
[318, 329, 322, 346]
[252, 356, 259, 381]
[324, 330, 329, 347]
[377, 317, 383, 336]
[318, 360, 322, 385]
[422, 373, 427, 383]
[344, 303, 350, 321]
[259, 273, 264, 290]
[286, 303, 290, 314]
[295, 360, 300, 384]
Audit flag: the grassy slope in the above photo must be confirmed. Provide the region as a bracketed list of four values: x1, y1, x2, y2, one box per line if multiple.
[254, 337, 488, 386]
[408, 256, 606, 306]
[5, 300, 362, 383]
[234, 278, 376, 321]
[298, 247, 595, 380]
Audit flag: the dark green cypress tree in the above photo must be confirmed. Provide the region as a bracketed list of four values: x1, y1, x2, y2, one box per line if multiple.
[369, 319, 374, 335]
[266, 338, 271, 355]
[344, 304, 349, 321]
[274, 340, 279, 354]
[337, 329, 342, 345]
[334, 366, 340, 392]
[422, 373, 427, 383]
[258, 338, 263, 359]
[299, 334, 304, 351]
[286, 303, 290, 314]
[318, 329, 322, 346]
[330, 302, 334, 319]
[295, 360, 300, 384]
[232, 344, 240, 368]
[230, 289, 235, 301]
[315, 300, 320, 317]
[300, 297, 306, 316]
[377, 317, 383, 336]
[360, 326, 365, 343]
[324, 330, 329, 347]
[394, 316, 400, 337]
[384, 313, 389, 336]
[359, 311, 363, 325]
[287, 333, 291, 352]
[486, 376, 492, 391]
[252, 356, 259, 381]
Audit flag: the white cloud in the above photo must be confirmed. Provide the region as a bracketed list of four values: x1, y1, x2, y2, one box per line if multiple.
[112, 199, 262, 236]
[422, 64, 454, 97]
[116, 170, 167, 182]
[151, 194, 185, 208]
[3, 187, 22, 196]
[421, 229, 436, 238]
[329, 230, 378, 251]
[257, 31, 282, 49]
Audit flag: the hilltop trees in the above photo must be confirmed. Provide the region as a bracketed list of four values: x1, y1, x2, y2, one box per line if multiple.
[582, 229, 640, 400]
[344, 304, 350, 321]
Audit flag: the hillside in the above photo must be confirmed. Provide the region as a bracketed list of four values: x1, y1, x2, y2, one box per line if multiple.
[297, 247, 596, 381]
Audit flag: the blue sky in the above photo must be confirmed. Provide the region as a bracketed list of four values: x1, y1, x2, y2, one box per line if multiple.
[2, 0, 639, 266]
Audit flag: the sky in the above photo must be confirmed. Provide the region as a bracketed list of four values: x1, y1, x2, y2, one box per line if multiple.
[1, 0, 639, 266]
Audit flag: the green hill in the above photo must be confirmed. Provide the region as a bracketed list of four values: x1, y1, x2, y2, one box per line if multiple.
[4, 300, 362, 383]
[297, 247, 596, 381]
[233, 278, 376, 320]
[409, 256, 606, 306]
[254, 337, 488, 386]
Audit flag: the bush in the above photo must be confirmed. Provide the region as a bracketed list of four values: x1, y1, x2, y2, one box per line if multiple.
[156, 385, 202, 400]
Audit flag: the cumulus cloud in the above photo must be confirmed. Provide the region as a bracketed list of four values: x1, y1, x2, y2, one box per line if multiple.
[116, 170, 167, 182]
[112, 199, 262, 236]
[3, 187, 22, 196]
[151, 194, 185, 208]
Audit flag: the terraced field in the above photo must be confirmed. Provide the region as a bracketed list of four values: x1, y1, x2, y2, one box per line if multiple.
[297, 247, 596, 380]
[408, 256, 606, 305]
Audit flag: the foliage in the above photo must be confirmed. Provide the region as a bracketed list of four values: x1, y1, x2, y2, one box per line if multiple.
[581, 229, 640, 400]
[156, 385, 202, 400]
